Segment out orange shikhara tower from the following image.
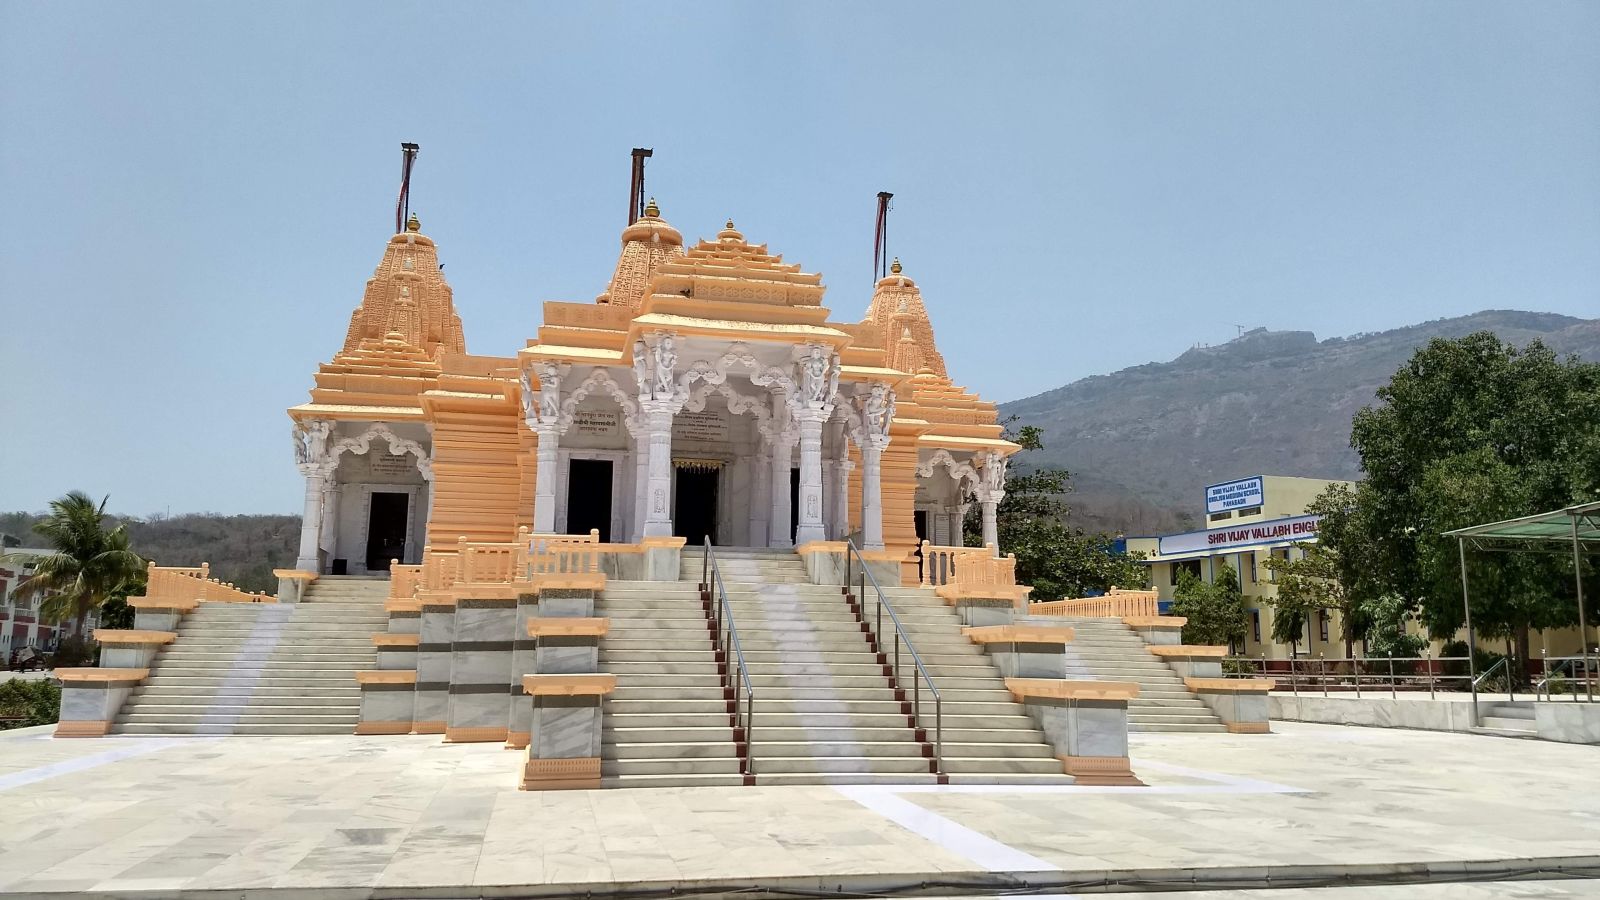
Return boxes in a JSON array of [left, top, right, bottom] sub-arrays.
[[288, 190, 1015, 582]]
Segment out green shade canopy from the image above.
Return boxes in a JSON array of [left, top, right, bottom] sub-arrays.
[[1444, 500, 1600, 552]]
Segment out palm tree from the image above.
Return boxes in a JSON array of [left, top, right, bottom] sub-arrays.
[[3, 492, 145, 638]]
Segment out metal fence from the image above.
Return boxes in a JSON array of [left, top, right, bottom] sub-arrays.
[[1224, 655, 1475, 700]]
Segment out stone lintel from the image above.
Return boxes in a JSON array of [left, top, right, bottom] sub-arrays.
[[527, 617, 608, 638], [795, 541, 848, 554], [354, 722, 412, 735], [521, 756, 601, 791], [55, 720, 112, 738], [55, 668, 149, 684], [538, 575, 606, 592], [445, 726, 509, 744], [93, 630, 176, 646], [128, 597, 199, 612], [1149, 645, 1228, 659], [1006, 678, 1139, 702], [522, 674, 616, 696], [272, 569, 319, 581], [1185, 677, 1275, 693], [1060, 755, 1144, 786], [356, 670, 418, 685], [964, 624, 1075, 645]]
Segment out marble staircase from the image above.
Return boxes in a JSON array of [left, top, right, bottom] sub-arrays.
[[1059, 617, 1227, 733], [597, 547, 1071, 787], [112, 576, 387, 735], [1476, 700, 1538, 737]]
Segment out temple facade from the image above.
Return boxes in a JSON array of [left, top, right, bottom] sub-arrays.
[[287, 199, 1017, 585]]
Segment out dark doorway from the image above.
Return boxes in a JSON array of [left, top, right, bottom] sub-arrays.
[[674, 466, 719, 545], [567, 459, 613, 542], [366, 492, 409, 571], [788, 467, 800, 544]]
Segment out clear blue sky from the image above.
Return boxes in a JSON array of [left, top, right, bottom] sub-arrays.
[[2, 2, 1597, 516]]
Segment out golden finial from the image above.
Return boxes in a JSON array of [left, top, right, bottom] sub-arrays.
[[644, 197, 660, 218], [890, 257, 902, 275], [405, 212, 421, 233], [726, 219, 735, 230]]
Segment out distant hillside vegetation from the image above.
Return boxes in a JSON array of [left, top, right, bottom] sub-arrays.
[[1002, 310, 1600, 534], [0, 512, 300, 595]]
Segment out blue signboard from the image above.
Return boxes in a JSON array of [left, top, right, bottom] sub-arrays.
[[1205, 476, 1265, 515]]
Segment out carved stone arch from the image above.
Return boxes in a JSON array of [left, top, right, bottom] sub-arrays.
[[917, 448, 979, 498], [559, 367, 642, 435], [684, 380, 773, 432], [328, 422, 432, 480]]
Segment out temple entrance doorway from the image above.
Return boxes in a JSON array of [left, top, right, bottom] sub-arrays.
[[788, 468, 800, 545], [365, 492, 409, 571], [566, 459, 613, 542], [674, 463, 720, 545]]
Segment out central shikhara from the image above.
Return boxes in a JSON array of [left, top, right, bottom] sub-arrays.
[[287, 199, 1016, 585]]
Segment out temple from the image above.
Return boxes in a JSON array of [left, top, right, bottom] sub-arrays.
[[57, 165, 1266, 785], [286, 200, 1018, 580]]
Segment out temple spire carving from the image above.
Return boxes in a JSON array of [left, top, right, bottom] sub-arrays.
[[862, 258, 946, 377], [597, 197, 685, 310], [340, 215, 466, 359]]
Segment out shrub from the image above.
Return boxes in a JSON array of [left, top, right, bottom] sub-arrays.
[[0, 679, 60, 728]]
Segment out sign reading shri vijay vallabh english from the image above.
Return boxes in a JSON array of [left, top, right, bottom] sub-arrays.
[[1205, 476, 1265, 515]]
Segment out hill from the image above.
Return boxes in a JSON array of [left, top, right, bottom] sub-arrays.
[[1001, 310, 1600, 535], [0, 512, 299, 595]]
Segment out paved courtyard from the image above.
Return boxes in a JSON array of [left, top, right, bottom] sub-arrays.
[[0, 721, 1596, 897]]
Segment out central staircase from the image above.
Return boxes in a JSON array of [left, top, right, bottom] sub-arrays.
[[112, 576, 387, 735], [1061, 618, 1226, 733], [599, 547, 1071, 787]]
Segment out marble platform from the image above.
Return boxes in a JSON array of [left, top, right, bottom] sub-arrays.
[[1, 721, 1597, 897]]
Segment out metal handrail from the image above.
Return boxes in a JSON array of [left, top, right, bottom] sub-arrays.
[[1535, 655, 1599, 702], [843, 540, 942, 774], [701, 540, 755, 778], [1225, 654, 1474, 701]]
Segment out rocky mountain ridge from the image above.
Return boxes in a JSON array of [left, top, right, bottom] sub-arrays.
[[1001, 310, 1600, 535]]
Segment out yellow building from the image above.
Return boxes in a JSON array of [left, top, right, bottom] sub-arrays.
[[1126, 476, 1352, 659]]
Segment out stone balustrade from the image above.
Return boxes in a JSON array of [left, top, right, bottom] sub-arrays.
[[1030, 588, 1159, 619]]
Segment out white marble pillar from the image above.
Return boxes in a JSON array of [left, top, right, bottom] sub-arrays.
[[980, 494, 1002, 553], [952, 501, 970, 548], [641, 401, 676, 537], [532, 424, 561, 533], [860, 439, 887, 551], [632, 430, 649, 542], [749, 438, 770, 548], [295, 468, 327, 572], [793, 407, 828, 545], [769, 432, 795, 548], [833, 458, 853, 540], [318, 481, 340, 560]]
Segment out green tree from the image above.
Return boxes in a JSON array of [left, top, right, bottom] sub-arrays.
[[1261, 541, 1358, 655], [968, 419, 1147, 600], [2, 492, 146, 637], [1169, 567, 1248, 649], [1344, 333, 1600, 666]]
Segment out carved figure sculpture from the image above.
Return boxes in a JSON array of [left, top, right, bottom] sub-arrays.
[[632, 340, 650, 397], [537, 362, 562, 421], [802, 345, 831, 402], [653, 334, 677, 397], [863, 382, 895, 437]]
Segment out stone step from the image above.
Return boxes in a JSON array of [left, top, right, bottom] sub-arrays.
[[609, 710, 1038, 731], [1131, 722, 1229, 733], [126, 693, 358, 707], [1480, 715, 1538, 732], [119, 711, 359, 724], [604, 724, 1045, 745], [600, 773, 749, 789], [121, 703, 359, 717], [110, 723, 357, 735]]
